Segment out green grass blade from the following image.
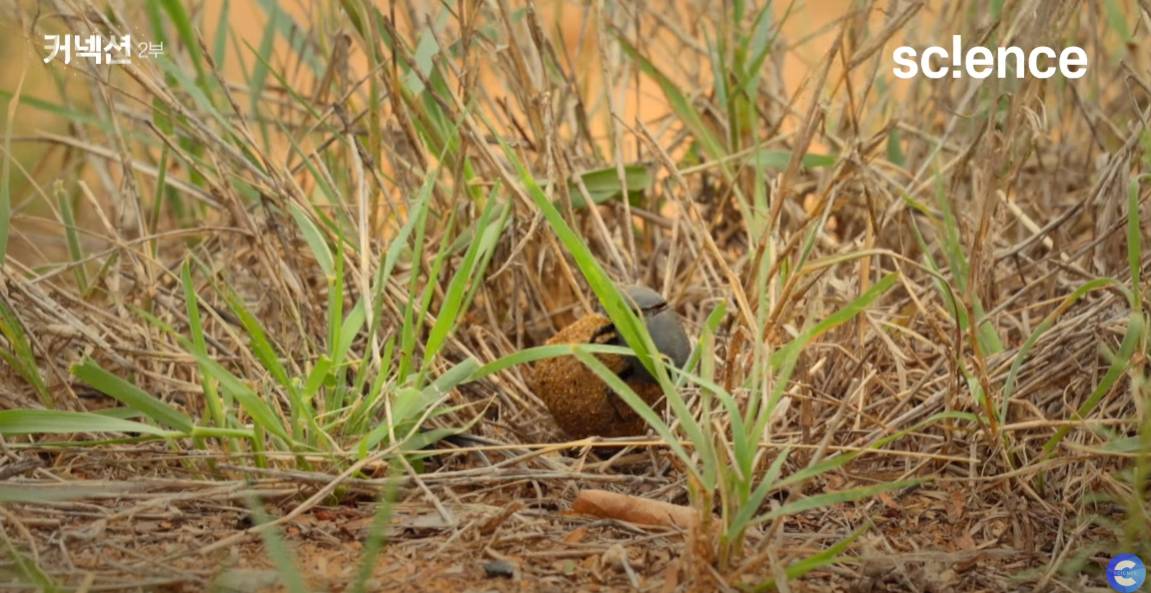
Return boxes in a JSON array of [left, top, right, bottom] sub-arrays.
[[1126, 179, 1142, 310], [184, 346, 292, 443], [0, 90, 103, 127], [617, 35, 727, 166], [257, 0, 322, 73], [1001, 278, 1113, 418], [0, 409, 178, 437], [752, 273, 898, 435], [55, 183, 87, 290], [564, 164, 652, 209], [182, 259, 227, 428], [1, 532, 58, 593], [1042, 314, 1144, 457], [212, 0, 231, 69], [0, 62, 19, 267], [749, 523, 869, 592], [357, 358, 479, 455], [753, 480, 921, 526], [738, 4, 777, 94], [572, 348, 702, 483], [249, 0, 281, 140], [350, 480, 399, 593], [725, 448, 790, 540], [332, 299, 366, 369], [0, 482, 135, 503], [0, 297, 52, 406], [749, 149, 835, 170], [244, 495, 310, 593], [221, 289, 307, 432], [159, 0, 208, 84], [288, 201, 334, 278], [72, 359, 194, 433], [421, 200, 506, 374]]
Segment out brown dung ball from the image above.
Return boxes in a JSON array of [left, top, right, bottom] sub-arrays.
[[528, 287, 690, 439]]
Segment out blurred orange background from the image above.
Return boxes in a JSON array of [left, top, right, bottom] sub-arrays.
[[0, 0, 864, 263]]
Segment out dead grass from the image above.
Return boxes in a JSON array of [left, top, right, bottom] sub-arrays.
[[1, 0, 1149, 591]]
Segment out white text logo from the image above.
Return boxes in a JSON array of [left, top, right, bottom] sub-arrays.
[[892, 35, 1086, 80]]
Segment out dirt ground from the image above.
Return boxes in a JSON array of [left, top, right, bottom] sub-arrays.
[[2, 442, 1120, 592]]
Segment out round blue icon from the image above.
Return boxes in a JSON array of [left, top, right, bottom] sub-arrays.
[[1107, 554, 1146, 593]]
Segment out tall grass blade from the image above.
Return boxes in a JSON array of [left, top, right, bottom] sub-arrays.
[[72, 359, 194, 433]]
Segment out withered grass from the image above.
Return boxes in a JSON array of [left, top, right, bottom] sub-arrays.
[[0, 1, 1148, 591]]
